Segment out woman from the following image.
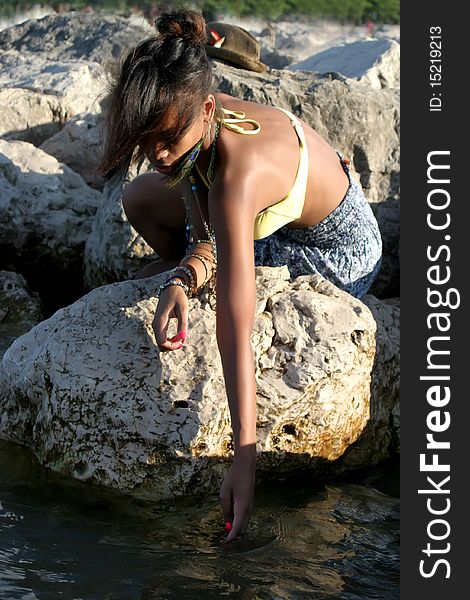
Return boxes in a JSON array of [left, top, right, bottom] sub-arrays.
[[98, 10, 383, 544]]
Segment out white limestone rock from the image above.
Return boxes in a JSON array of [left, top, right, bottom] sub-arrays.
[[0, 50, 105, 145], [290, 38, 400, 90], [332, 295, 400, 471], [252, 19, 400, 71], [0, 139, 101, 274], [40, 112, 105, 189], [0, 87, 64, 146], [0, 12, 149, 66], [0, 267, 398, 500]]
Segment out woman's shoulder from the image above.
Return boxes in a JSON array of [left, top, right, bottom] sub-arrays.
[[214, 93, 297, 180]]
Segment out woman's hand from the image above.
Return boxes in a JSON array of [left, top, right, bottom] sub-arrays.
[[219, 449, 257, 543], [153, 282, 188, 351]]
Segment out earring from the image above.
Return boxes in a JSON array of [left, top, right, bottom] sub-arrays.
[[203, 120, 212, 141]]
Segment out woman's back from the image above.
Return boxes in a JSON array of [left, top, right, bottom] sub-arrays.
[[207, 92, 351, 231]]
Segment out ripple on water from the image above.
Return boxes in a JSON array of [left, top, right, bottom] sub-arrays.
[[0, 441, 399, 600]]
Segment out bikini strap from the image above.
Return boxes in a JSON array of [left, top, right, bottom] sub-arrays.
[[218, 107, 261, 135], [335, 149, 351, 172], [275, 106, 302, 128]]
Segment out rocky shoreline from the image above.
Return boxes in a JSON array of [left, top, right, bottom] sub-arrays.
[[0, 12, 400, 498]]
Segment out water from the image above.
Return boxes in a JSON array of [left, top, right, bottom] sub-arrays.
[[0, 328, 399, 599], [0, 441, 399, 599]]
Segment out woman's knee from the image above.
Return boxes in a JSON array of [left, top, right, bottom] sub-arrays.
[[122, 173, 160, 224], [121, 172, 187, 260], [122, 172, 185, 230]]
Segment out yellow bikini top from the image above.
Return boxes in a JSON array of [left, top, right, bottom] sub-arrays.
[[195, 105, 309, 240]]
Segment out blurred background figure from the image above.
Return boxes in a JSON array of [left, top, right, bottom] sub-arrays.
[[366, 17, 376, 37]]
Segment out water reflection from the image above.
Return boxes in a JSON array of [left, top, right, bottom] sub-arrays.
[[0, 438, 399, 599]]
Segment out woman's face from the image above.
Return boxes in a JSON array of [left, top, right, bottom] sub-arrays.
[[145, 95, 215, 176]]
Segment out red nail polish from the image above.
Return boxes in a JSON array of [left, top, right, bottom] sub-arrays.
[[225, 521, 232, 531], [178, 330, 187, 341]]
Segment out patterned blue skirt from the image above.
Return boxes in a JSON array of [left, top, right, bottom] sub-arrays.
[[254, 151, 383, 299]]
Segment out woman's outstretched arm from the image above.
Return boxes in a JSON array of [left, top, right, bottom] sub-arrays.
[[209, 170, 258, 541]]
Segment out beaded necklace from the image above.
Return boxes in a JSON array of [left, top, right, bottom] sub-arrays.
[[184, 119, 221, 261]]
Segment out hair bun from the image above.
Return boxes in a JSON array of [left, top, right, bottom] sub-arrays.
[[156, 10, 207, 44]]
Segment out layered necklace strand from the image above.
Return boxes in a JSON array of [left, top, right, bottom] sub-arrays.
[[185, 119, 221, 262]]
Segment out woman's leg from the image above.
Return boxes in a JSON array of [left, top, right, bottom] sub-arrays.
[[122, 172, 187, 279]]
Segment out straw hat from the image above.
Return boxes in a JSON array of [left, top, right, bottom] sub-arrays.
[[205, 22, 267, 73]]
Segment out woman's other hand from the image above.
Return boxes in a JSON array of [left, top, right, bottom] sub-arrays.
[[219, 446, 257, 543], [153, 283, 188, 351]]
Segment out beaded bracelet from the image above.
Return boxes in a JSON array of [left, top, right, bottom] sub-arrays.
[[171, 265, 196, 295], [182, 262, 198, 294], [193, 238, 217, 257], [187, 240, 216, 274], [195, 239, 217, 259], [185, 253, 210, 286], [158, 277, 190, 298]]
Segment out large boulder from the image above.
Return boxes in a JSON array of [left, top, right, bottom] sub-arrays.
[[0, 12, 150, 146], [0, 87, 64, 147], [40, 112, 105, 190], [256, 20, 360, 67], [254, 19, 400, 72], [331, 295, 400, 472], [365, 296, 400, 455], [0, 12, 149, 66], [0, 139, 101, 312], [0, 267, 399, 500], [290, 38, 400, 90], [0, 50, 104, 145]]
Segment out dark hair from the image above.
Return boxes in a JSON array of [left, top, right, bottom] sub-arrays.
[[98, 9, 215, 181]]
